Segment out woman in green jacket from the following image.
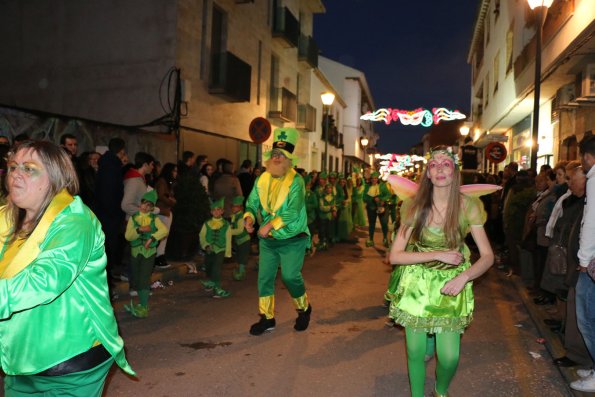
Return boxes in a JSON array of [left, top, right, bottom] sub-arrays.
[[0, 141, 135, 396]]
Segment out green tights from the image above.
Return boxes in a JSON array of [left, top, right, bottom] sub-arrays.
[[405, 329, 460, 397]]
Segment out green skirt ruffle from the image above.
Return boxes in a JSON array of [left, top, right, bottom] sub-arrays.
[[388, 261, 474, 334]]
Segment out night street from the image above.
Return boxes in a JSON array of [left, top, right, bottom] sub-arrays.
[[88, 230, 569, 397]]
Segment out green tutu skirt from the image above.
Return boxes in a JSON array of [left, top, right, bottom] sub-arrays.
[[388, 231, 475, 334]]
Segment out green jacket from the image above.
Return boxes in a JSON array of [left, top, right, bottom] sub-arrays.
[[230, 211, 251, 245], [0, 197, 134, 376], [244, 169, 309, 240], [363, 182, 391, 208], [199, 217, 232, 257]]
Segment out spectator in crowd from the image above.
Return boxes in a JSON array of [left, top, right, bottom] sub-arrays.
[[155, 162, 177, 269], [60, 133, 78, 163], [0, 135, 11, 146], [0, 141, 134, 395], [121, 152, 155, 219], [196, 155, 208, 172], [212, 159, 242, 219], [95, 138, 127, 294], [177, 151, 195, 176], [78, 151, 101, 211], [549, 162, 589, 370], [200, 162, 214, 196], [503, 170, 536, 276], [572, 135, 595, 393], [13, 133, 30, 146], [237, 159, 254, 197]]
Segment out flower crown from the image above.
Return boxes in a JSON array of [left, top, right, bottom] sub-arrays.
[[425, 146, 460, 169]]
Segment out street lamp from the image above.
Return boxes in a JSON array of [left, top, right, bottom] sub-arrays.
[[321, 92, 335, 172], [459, 126, 470, 137], [528, 0, 554, 171]]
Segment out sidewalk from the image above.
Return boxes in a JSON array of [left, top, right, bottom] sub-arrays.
[[507, 272, 594, 397]]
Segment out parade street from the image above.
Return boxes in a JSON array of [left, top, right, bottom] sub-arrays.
[[89, 229, 573, 397]]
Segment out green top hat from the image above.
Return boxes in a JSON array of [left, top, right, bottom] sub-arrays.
[[142, 189, 158, 205], [318, 172, 328, 179], [232, 196, 244, 206], [210, 197, 225, 210], [263, 128, 300, 166]]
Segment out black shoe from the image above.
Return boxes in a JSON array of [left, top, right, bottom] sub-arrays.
[[553, 356, 578, 367], [154, 255, 172, 270], [249, 315, 276, 336], [294, 305, 312, 331], [534, 295, 555, 305], [544, 318, 562, 327]]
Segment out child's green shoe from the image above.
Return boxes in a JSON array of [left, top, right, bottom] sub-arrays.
[[233, 268, 246, 281], [200, 279, 215, 291], [131, 304, 149, 318], [213, 288, 231, 299], [365, 239, 374, 247]]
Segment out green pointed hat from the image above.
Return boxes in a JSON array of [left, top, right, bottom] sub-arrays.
[[318, 172, 328, 179], [142, 189, 158, 204], [371, 171, 380, 178], [263, 127, 300, 166], [329, 172, 337, 178], [210, 197, 225, 210], [232, 196, 244, 206]]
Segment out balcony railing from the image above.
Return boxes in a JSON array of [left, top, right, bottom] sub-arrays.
[[296, 103, 316, 131], [272, 7, 300, 48], [269, 87, 297, 122], [209, 51, 251, 102], [298, 35, 318, 68]]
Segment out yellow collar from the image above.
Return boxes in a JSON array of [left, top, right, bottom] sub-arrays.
[[257, 169, 296, 215], [0, 190, 74, 279]]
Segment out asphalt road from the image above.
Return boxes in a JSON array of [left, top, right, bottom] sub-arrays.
[[98, 229, 572, 397], [0, 229, 574, 397]]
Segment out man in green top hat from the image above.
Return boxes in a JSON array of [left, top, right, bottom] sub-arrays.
[[199, 198, 232, 298], [244, 127, 312, 335]]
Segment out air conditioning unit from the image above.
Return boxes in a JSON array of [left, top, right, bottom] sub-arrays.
[[577, 63, 595, 102], [556, 83, 577, 108]]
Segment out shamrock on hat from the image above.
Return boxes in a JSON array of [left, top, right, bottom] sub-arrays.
[[263, 128, 300, 166]]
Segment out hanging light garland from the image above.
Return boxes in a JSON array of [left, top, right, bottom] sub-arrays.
[[360, 107, 466, 126], [377, 153, 426, 178]]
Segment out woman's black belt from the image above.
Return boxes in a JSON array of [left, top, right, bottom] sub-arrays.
[[36, 344, 111, 376]]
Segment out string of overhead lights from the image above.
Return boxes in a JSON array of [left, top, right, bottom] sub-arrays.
[[360, 107, 466, 127]]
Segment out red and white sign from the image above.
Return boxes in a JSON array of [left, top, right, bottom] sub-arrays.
[[249, 117, 272, 144], [485, 142, 507, 164]]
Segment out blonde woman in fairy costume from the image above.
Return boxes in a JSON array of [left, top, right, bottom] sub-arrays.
[[387, 146, 496, 397]]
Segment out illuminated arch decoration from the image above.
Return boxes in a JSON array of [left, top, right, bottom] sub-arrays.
[[377, 153, 426, 178], [360, 107, 466, 127]]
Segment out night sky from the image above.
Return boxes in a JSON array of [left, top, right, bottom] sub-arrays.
[[314, 0, 480, 153]]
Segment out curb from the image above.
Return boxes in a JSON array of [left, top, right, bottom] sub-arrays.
[[506, 272, 593, 396]]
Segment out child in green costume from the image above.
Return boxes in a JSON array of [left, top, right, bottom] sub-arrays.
[[124, 189, 169, 318], [317, 183, 336, 250], [304, 175, 319, 254], [199, 198, 232, 298], [230, 195, 250, 281]]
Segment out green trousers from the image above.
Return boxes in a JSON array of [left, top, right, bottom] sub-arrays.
[[234, 240, 250, 265], [205, 251, 225, 286], [131, 254, 155, 290], [258, 237, 308, 297], [4, 357, 113, 397]]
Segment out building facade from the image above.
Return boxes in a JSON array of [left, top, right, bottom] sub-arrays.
[[467, 0, 595, 172], [0, 0, 341, 170]]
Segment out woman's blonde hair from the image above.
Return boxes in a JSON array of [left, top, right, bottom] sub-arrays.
[[5, 140, 79, 241], [405, 146, 463, 249]]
